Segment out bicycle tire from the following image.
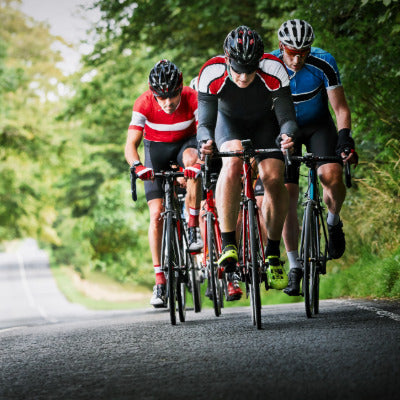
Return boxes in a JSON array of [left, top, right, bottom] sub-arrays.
[[177, 273, 187, 322], [174, 228, 186, 323], [207, 212, 222, 317], [313, 269, 320, 315], [165, 214, 177, 325], [248, 201, 262, 329], [222, 273, 229, 301], [189, 252, 202, 313], [303, 201, 317, 318], [313, 212, 322, 315]]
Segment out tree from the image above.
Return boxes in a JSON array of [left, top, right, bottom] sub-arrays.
[[0, 0, 70, 243]]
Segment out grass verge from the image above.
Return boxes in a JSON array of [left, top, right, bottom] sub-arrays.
[[320, 247, 400, 299], [51, 246, 399, 312], [51, 265, 152, 310]]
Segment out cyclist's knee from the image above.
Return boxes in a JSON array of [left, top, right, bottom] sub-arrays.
[[182, 147, 200, 166], [221, 157, 242, 179], [148, 199, 163, 224], [319, 164, 343, 187], [318, 163, 342, 178], [261, 174, 284, 192]]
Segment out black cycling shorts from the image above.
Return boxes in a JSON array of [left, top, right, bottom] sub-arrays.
[[285, 116, 341, 185], [143, 136, 197, 201], [214, 111, 284, 163]]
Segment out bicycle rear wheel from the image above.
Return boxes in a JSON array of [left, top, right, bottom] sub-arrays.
[[248, 202, 262, 329], [303, 202, 318, 318], [207, 212, 223, 317]]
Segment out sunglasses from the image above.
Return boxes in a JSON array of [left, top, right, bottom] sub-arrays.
[[155, 90, 181, 99], [283, 46, 310, 58], [229, 63, 258, 75]]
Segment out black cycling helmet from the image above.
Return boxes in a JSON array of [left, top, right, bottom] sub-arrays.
[[278, 19, 314, 49], [224, 26, 264, 73], [148, 60, 183, 98]]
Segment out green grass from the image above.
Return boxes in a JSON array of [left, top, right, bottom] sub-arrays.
[[51, 266, 152, 310], [192, 278, 302, 310], [320, 246, 400, 300], [51, 245, 399, 312]]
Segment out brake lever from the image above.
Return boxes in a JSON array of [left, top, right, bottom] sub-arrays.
[[343, 149, 352, 188], [130, 167, 138, 201]]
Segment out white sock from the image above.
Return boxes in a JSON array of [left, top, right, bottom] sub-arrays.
[[327, 212, 340, 226], [287, 250, 302, 270]]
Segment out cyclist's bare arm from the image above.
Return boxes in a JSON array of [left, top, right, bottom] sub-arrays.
[[125, 128, 144, 166], [327, 86, 351, 131], [327, 86, 355, 164]]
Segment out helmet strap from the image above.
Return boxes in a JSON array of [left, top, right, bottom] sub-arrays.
[[225, 58, 234, 82], [227, 64, 234, 82]]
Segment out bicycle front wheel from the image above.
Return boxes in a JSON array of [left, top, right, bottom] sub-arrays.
[[248, 201, 262, 329], [174, 227, 186, 322], [188, 252, 202, 313], [176, 273, 187, 322], [303, 201, 318, 318], [207, 212, 223, 317], [164, 214, 177, 325]]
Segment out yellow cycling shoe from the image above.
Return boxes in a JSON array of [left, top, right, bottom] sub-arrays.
[[217, 244, 238, 273], [266, 256, 288, 290]]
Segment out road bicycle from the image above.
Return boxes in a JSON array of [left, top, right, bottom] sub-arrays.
[[215, 139, 281, 329], [290, 153, 352, 318], [130, 165, 197, 325]]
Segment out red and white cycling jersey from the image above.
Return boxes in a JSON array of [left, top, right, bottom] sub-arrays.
[[198, 54, 289, 96], [129, 86, 198, 143]]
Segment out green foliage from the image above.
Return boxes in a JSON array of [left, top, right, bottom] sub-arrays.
[[1, 0, 399, 298], [292, 0, 400, 150], [89, 0, 289, 77], [0, 2, 68, 244], [321, 246, 400, 299], [341, 139, 400, 255]]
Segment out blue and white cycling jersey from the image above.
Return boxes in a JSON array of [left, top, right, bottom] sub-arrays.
[[270, 47, 342, 127]]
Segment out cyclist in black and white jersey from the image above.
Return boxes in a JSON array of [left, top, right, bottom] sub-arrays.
[[197, 26, 299, 290]]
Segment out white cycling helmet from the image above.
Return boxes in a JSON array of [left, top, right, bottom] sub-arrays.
[[278, 19, 314, 49]]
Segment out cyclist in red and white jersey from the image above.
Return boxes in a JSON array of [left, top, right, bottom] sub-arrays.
[[125, 60, 202, 307], [197, 26, 299, 290]]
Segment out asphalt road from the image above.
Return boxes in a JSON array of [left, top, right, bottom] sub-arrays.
[[1, 241, 399, 400]]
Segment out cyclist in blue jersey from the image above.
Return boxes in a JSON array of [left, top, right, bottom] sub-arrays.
[[270, 19, 358, 296]]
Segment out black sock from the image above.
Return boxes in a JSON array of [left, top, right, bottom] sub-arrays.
[[221, 231, 237, 249], [265, 239, 281, 258]]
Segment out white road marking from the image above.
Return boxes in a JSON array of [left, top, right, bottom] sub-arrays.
[[0, 325, 27, 334], [17, 253, 58, 323], [346, 300, 400, 322]]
